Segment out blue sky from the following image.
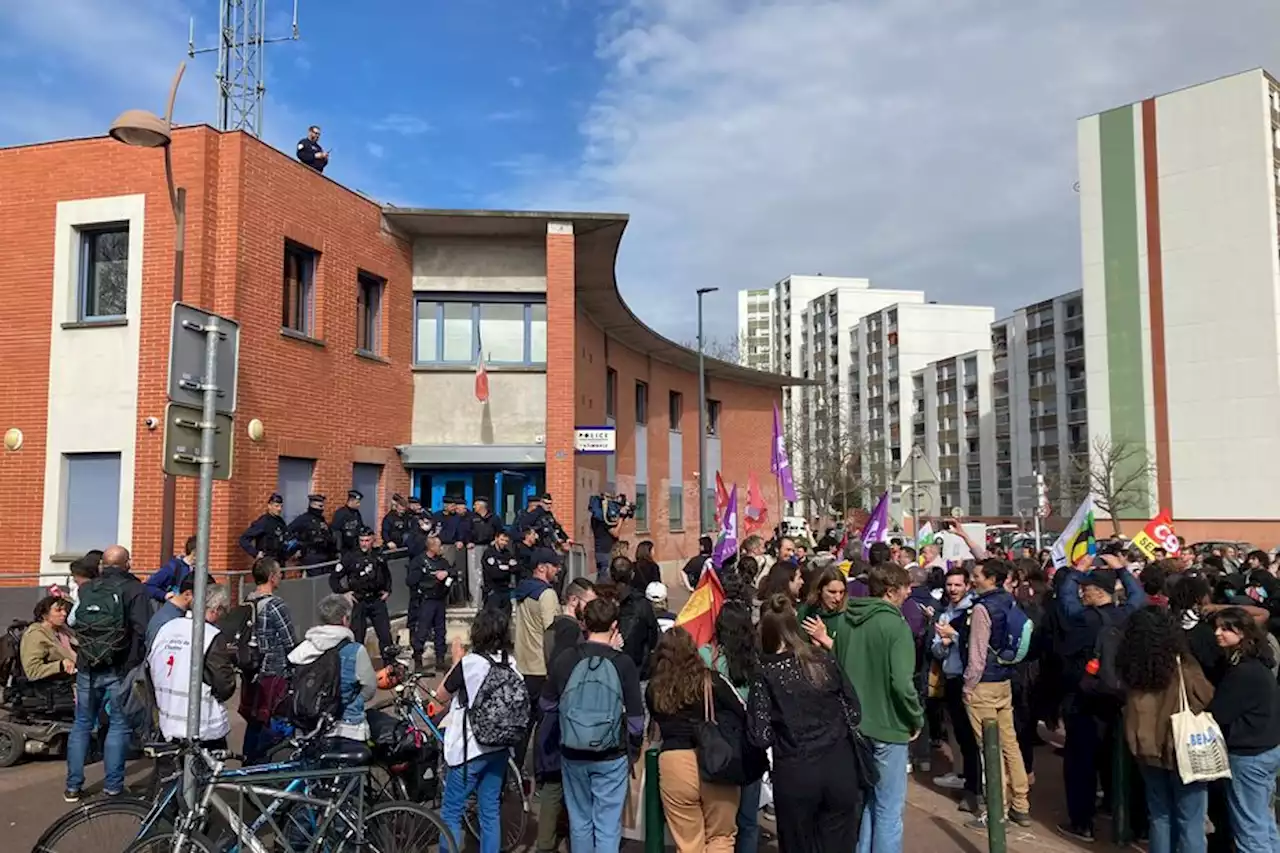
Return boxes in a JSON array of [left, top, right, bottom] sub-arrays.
[[4, 1, 1280, 345]]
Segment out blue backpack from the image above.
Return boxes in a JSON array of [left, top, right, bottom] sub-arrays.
[[991, 597, 1034, 666], [560, 653, 625, 753]]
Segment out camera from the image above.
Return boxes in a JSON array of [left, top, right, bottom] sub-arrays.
[[589, 493, 635, 524]]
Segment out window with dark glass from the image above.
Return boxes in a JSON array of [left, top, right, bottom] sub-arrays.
[[79, 226, 129, 320]]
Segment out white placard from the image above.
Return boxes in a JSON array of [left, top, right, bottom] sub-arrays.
[[574, 426, 616, 454]]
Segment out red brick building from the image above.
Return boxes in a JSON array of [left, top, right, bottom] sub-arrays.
[[0, 127, 796, 580]]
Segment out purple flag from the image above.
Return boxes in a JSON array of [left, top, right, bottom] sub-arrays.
[[712, 486, 739, 568], [861, 490, 890, 560], [770, 404, 797, 503]]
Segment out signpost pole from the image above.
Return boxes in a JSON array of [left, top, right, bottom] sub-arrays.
[[910, 447, 918, 539], [1033, 470, 1044, 546]]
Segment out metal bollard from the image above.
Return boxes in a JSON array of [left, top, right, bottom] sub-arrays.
[[1111, 719, 1132, 845], [644, 747, 665, 853], [982, 719, 1007, 853]]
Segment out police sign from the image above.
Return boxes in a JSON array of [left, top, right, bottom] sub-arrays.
[[574, 426, 616, 454]]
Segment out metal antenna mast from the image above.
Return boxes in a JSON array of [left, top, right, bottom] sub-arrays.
[[189, 0, 300, 137]]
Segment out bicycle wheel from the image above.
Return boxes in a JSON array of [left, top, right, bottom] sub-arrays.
[[360, 801, 458, 853], [31, 796, 172, 853], [122, 830, 220, 853], [463, 758, 528, 852]]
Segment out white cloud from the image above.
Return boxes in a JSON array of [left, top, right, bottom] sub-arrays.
[[372, 113, 433, 135], [366, 141, 385, 159], [502, 0, 1280, 342]]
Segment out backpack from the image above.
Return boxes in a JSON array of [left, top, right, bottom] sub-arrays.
[[560, 653, 625, 753], [77, 578, 131, 668], [219, 598, 263, 681], [0, 620, 30, 686], [286, 639, 351, 733], [1081, 611, 1126, 699], [463, 653, 531, 749], [990, 596, 1035, 666]]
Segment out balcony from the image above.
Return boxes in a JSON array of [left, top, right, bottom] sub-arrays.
[[1063, 314, 1084, 333], [996, 412, 1011, 429], [1067, 376, 1086, 393], [964, 398, 979, 414], [965, 422, 979, 438], [1068, 407, 1088, 425], [1065, 342, 1085, 361]]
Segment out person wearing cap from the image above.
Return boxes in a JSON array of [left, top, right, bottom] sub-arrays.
[[239, 492, 290, 564], [407, 532, 457, 672], [513, 547, 564, 764], [1054, 554, 1147, 843], [331, 490, 367, 555], [381, 493, 411, 551], [646, 582, 676, 632], [481, 528, 521, 616], [330, 527, 394, 667], [288, 494, 336, 576]]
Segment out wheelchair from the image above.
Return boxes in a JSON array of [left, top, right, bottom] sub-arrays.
[[0, 675, 77, 767]]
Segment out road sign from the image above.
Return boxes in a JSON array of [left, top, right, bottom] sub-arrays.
[[162, 402, 235, 480], [895, 445, 939, 486], [168, 303, 240, 415], [898, 484, 936, 516]]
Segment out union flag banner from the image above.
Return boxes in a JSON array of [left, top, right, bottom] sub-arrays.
[[1132, 510, 1179, 560], [674, 564, 725, 647]]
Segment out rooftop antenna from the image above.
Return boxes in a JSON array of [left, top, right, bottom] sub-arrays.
[[189, 0, 300, 137]]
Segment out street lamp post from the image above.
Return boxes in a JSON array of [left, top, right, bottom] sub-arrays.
[[109, 62, 186, 571], [696, 287, 719, 534]]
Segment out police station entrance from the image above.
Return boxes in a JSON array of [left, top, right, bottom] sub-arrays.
[[411, 467, 545, 526]]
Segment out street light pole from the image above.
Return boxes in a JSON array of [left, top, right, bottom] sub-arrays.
[[697, 287, 719, 534]]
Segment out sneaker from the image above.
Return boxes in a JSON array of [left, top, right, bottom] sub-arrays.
[[1009, 809, 1032, 827], [933, 772, 966, 790], [1056, 823, 1095, 843], [958, 793, 984, 814], [964, 814, 989, 832], [63, 789, 82, 803], [103, 788, 124, 797]]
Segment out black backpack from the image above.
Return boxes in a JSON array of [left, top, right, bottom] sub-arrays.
[[0, 620, 30, 686], [463, 652, 531, 749], [76, 578, 130, 668], [1081, 611, 1126, 700], [286, 639, 351, 733], [219, 598, 263, 681]]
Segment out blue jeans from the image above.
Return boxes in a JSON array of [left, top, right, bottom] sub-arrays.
[[856, 739, 908, 853], [1226, 746, 1280, 853], [561, 755, 630, 853], [441, 749, 509, 853], [66, 669, 129, 794], [736, 778, 762, 853], [1138, 764, 1207, 853]]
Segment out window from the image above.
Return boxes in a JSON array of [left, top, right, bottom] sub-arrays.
[[635, 382, 649, 425], [276, 456, 315, 522], [356, 272, 383, 354], [78, 226, 129, 320], [352, 463, 382, 520], [283, 242, 318, 335], [413, 296, 547, 366], [60, 452, 121, 554], [669, 486, 683, 531], [606, 369, 618, 418], [669, 391, 683, 431], [706, 399, 721, 435], [634, 484, 648, 531]]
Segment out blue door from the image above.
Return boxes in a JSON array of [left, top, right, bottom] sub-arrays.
[[427, 474, 474, 512]]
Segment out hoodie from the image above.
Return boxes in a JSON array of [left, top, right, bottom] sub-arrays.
[[830, 597, 924, 744], [514, 577, 560, 678], [930, 593, 974, 678], [144, 555, 192, 602], [287, 624, 376, 741]]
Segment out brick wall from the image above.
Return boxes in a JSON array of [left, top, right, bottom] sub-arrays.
[[545, 225, 577, 535]]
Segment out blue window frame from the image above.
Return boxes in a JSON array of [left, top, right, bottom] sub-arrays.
[[414, 294, 547, 367]]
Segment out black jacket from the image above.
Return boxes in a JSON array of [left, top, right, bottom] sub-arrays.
[[481, 545, 521, 594], [1209, 655, 1280, 755], [330, 506, 366, 554], [469, 512, 499, 548], [748, 649, 861, 766], [204, 632, 238, 703], [331, 547, 391, 601], [408, 552, 456, 600], [615, 586, 660, 679], [238, 512, 288, 560], [381, 510, 411, 550], [287, 508, 334, 566], [76, 567, 152, 674], [296, 137, 326, 172]]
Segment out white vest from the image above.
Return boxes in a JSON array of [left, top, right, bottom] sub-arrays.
[[148, 616, 230, 742]]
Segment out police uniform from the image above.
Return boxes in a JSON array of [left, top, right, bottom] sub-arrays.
[[330, 490, 366, 554], [297, 136, 326, 172], [239, 492, 289, 562], [407, 544, 456, 670], [403, 497, 433, 638], [381, 493, 411, 550], [481, 541, 521, 615], [330, 531, 394, 665], [287, 494, 335, 575], [437, 495, 473, 605]]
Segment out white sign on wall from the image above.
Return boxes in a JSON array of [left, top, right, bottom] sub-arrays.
[[574, 426, 616, 454]]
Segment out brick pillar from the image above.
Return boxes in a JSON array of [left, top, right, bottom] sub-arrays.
[[545, 222, 577, 536]]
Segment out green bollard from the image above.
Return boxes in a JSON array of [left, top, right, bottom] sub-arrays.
[[1111, 719, 1132, 845], [982, 719, 1007, 853], [645, 747, 665, 853]]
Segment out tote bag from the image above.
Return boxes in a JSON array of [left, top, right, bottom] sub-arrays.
[[1170, 656, 1231, 784]]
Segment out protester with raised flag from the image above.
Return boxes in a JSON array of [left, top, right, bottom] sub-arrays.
[[770, 403, 797, 503], [861, 491, 890, 561], [675, 560, 727, 648]]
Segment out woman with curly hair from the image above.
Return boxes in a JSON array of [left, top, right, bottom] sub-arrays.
[[1116, 607, 1215, 853], [647, 627, 744, 852], [1209, 608, 1280, 853]]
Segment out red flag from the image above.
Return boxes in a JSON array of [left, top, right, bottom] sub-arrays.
[[714, 471, 730, 527], [743, 472, 769, 537], [474, 339, 489, 403], [674, 566, 725, 647]]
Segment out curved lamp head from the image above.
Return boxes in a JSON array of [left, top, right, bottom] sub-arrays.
[[109, 109, 172, 149]]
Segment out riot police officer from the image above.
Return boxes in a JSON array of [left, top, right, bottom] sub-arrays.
[[330, 527, 394, 666], [381, 493, 411, 550], [469, 497, 498, 548], [288, 494, 335, 575], [403, 508, 434, 641], [331, 489, 366, 554], [239, 492, 289, 563], [481, 529, 521, 615], [437, 495, 472, 604], [406, 534, 456, 672]]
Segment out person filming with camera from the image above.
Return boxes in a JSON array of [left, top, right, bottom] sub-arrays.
[[589, 492, 633, 576]]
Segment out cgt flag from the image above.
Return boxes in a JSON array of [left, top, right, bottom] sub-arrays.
[[675, 564, 726, 647], [712, 486, 739, 569], [743, 472, 769, 537], [1051, 495, 1097, 570], [1132, 510, 1179, 561]]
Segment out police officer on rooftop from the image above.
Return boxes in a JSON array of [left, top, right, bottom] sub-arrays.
[[296, 125, 329, 173], [239, 492, 289, 563], [331, 489, 366, 554]]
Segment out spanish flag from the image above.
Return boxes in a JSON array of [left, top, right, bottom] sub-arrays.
[[1050, 495, 1097, 570], [674, 564, 725, 647]]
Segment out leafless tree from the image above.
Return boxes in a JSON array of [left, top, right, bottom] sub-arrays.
[[785, 401, 878, 521], [1071, 435, 1156, 535], [679, 333, 745, 363]]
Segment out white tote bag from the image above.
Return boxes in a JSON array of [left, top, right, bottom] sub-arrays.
[[1170, 656, 1231, 784]]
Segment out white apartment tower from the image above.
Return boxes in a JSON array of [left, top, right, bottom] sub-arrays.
[[736, 288, 776, 372], [913, 350, 998, 516]]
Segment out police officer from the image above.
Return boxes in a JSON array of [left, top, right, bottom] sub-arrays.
[[296, 125, 329, 172], [481, 529, 521, 615], [469, 498, 498, 548], [438, 495, 472, 604], [513, 526, 540, 583], [288, 494, 335, 575], [331, 490, 365, 554], [330, 527, 394, 666], [407, 534, 456, 672], [381, 493, 411, 551], [513, 495, 544, 539], [539, 493, 569, 549], [239, 492, 289, 563]]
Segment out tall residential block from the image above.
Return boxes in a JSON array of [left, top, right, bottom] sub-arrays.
[[736, 287, 776, 372], [913, 349, 997, 516]]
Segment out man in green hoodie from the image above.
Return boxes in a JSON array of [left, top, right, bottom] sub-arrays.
[[804, 562, 922, 853]]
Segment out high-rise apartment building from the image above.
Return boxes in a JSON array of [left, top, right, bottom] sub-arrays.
[[990, 291, 1088, 518], [1079, 69, 1280, 540], [736, 287, 776, 372], [913, 349, 997, 516]]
